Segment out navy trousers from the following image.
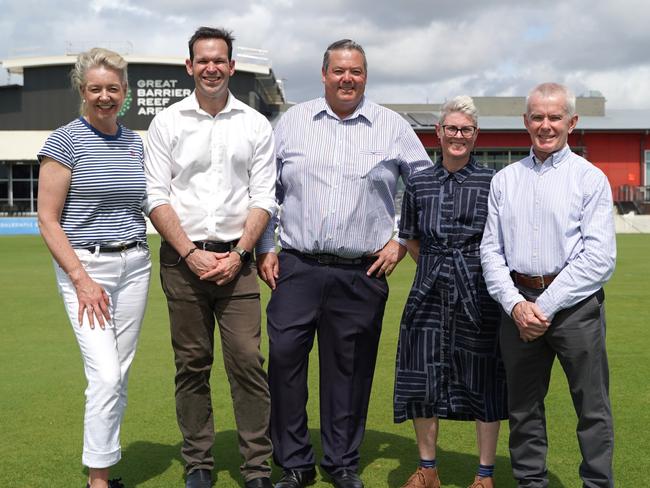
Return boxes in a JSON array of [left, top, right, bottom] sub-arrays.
[[267, 251, 389, 474]]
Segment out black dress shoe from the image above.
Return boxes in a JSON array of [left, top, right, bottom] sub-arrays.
[[328, 470, 363, 488], [186, 469, 212, 488], [275, 467, 317, 488], [246, 477, 273, 488]]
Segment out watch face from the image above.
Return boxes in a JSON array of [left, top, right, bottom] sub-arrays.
[[233, 246, 252, 263]]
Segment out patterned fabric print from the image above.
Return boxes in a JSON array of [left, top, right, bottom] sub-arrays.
[[257, 96, 433, 257], [38, 117, 146, 247], [394, 157, 508, 423]]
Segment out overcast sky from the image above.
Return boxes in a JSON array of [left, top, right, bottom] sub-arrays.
[[1, 0, 649, 108]]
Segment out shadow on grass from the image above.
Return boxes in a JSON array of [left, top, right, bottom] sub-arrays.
[[81, 428, 567, 487], [111, 440, 183, 486], [360, 429, 566, 488], [106, 429, 245, 487]]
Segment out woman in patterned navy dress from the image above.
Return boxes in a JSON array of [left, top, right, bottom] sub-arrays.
[[394, 96, 507, 488], [37, 48, 150, 488]]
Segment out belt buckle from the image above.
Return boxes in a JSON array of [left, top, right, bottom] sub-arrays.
[[531, 275, 545, 289], [316, 254, 336, 265]]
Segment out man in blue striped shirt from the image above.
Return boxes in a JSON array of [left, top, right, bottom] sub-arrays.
[[481, 82, 616, 488], [256, 39, 432, 488]]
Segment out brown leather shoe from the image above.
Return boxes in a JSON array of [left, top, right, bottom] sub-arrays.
[[400, 467, 440, 488], [467, 475, 494, 488]]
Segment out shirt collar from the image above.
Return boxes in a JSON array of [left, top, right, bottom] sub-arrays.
[[528, 144, 572, 168], [313, 96, 373, 124], [179, 90, 244, 116], [433, 155, 478, 183]]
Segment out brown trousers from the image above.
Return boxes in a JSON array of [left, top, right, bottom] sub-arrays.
[[159, 242, 272, 481]]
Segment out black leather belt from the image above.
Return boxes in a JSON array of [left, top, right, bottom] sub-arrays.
[[82, 241, 141, 253], [283, 248, 376, 266], [511, 271, 558, 290], [193, 240, 238, 253]]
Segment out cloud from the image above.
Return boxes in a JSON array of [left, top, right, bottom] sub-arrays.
[[1, 0, 649, 108]]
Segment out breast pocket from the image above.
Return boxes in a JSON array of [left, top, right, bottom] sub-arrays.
[[354, 149, 390, 181]]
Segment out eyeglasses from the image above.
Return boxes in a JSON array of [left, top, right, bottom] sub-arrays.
[[441, 125, 477, 138]]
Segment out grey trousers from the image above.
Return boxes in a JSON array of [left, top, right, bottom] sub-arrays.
[[500, 287, 613, 488], [159, 242, 272, 481]]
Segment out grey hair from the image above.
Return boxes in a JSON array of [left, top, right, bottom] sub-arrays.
[[526, 82, 576, 117], [322, 39, 367, 72], [70, 47, 128, 115], [439, 95, 478, 126]]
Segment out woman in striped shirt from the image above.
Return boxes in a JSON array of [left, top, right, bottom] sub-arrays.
[[37, 48, 151, 488]]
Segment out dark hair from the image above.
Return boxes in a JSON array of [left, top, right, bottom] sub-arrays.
[[188, 26, 235, 62], [322, 39, 367, 72]]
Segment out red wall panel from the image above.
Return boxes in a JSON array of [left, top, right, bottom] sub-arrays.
[[415, 128, 648, 200]]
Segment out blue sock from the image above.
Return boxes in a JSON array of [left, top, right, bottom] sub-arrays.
[[477, 464, 494, 478], [419, 459, 437, 469]]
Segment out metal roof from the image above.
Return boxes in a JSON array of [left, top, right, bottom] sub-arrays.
[[1, 55, 270, 75], [396, 109, 650, 131]]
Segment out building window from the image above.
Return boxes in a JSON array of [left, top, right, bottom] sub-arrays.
[[471, 149, 529, 171], [645, 150, 650, 186], [472, 147, 584, 171], [0, 161, 39, 215]]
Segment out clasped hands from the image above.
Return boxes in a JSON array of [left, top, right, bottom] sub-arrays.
[[511, 300, 550, 342], [187, 249, 242, 285]]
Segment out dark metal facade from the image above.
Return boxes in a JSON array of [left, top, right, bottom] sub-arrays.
[[0, 62, 274, 130]]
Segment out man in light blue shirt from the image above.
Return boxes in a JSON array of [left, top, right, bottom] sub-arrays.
[[256, 39, 432, 488], [481, 82, 616, 488]]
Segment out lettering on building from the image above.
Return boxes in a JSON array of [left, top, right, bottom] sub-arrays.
[[135, 79, 192, 115]]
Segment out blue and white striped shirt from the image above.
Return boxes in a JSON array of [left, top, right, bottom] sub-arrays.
[[38, 117, 147, 247], [480, 145, 616, 319], [257, 97, 433, 257]]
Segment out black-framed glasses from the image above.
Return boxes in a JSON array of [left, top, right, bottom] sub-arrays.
[[441, 125, 477, 138]]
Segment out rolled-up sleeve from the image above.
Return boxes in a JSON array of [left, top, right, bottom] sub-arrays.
[[144, 114, 173, 215], [248, 118, 277, 217]]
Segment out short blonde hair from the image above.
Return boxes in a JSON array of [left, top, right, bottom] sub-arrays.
[[70, 47, 128, 115], [439, 95, 478, 126]]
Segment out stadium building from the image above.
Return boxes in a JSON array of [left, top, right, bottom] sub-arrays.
[[1, 53, 649, 234], [388, 96, 650, 215], [0, 50, 285, 231]]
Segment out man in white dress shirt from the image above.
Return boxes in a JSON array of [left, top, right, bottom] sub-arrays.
[[480, 82, 616, 488], [145, 26, 275, 488]]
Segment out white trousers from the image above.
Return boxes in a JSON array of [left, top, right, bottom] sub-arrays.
[[54, 245, 151, 468]]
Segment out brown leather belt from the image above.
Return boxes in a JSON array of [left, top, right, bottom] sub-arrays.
[[511, 271, 558, 290]]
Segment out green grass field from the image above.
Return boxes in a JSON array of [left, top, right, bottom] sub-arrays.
[[1, 234, 648, 487]]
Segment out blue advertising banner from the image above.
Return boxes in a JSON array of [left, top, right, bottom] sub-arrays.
[[0, 217, 39, 235]]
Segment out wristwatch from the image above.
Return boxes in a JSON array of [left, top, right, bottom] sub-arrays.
[[232, 246, 252, 263]]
